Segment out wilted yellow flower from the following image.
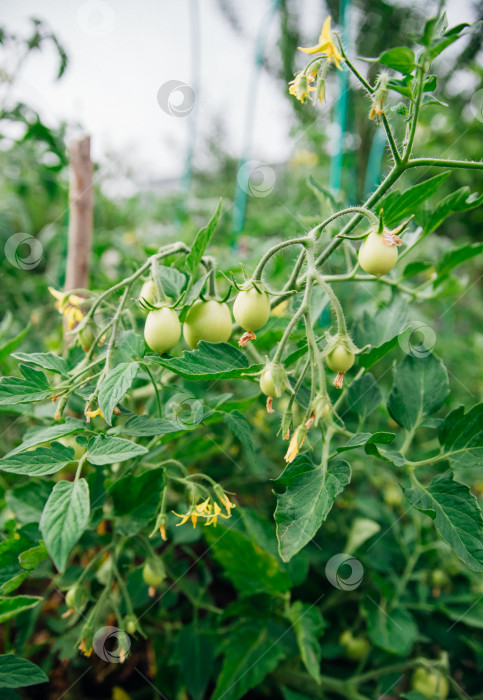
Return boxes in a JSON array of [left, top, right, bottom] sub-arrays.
[[48, 287, 84, 330], [289, 71, 315, 103], [298, 17, 344, 70], [85, 407, 105, 422], [284, 428, 306, 463]]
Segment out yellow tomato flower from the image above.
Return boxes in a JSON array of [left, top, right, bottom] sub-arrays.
[[284, 428, 306, 463], [298, 16, 344, 70], [288, 71, 315, 103], [48, 287, 85, 330], [85, 407, 105, 422]]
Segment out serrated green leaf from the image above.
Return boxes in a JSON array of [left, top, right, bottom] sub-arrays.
[[157, 265, 187, 299], [39, 479, 90, 572], [377, 172, 450, 227], [286, 601, 324, 684], [11, 352, 69, 376], [86, 435, 148, 465], [122, 415, 181, 437], [18, 543, 48, 571], [274, 456, 351, 562], [0, 325, 30, 364], [152, 341, 263, 380], [434, 243, 483, 287], [0, 596, 42, 623], [185, 199, 222, 277], [5, 418, 85, 457], [422, 187, 483, 236], [211, 622, 287, 700], [205, 524, 291, 596], [0, 442, 75, 476], [98, 361, 139, 424], [346, 373, 382, 420], [373, 46, 416, 73], [363, 597, 418, 655], [0, 365, 51, 406], [223, 410, 256, 461], [387, 354, 449, 431], [336, 432, 395, 454], [115, 331, 145, 361], [0, 654, 48, 689], [174, 625, 214, 700], [439, 403, 483, 469], [406, 472, 483, 572], [365, 442, 405, 467]]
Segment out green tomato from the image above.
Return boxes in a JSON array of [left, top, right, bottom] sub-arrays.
[[144, 307, 181, 353], [139, 279, 157, 307], [339, 631, 370, 661], [383, 484, 403, 507], [430, 569, 449, 588], [259, 369, 284, 398], [78, 322, 96, 351], [358, 231, 398, 277], [233, 288, 270, 331], [65, 586, 86, 610], [411, 668, 449, 699], [326, 344, 355, 373], [183, 300, 232, 349], [142, 560, 166, 587]]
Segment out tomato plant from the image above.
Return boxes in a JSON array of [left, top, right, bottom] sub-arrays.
[[0, 7, 483, 700]]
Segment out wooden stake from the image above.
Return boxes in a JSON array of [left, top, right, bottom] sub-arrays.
[[65, 135, 93, 293]]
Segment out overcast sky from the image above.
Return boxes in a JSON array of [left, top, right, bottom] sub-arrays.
[[1, 0, 478, 190]]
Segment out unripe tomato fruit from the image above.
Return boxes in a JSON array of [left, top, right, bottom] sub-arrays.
[[233, 288, 270, 331], [326, 344, 355, 373], [358, 231, 398, 277], [430, 569, 449, 588], [339, 631, 370, 661], [78, 323, 96, 351], [58, 435, 86, 461], [139, 280, 157, 307], [411, 668, 449, 699], [142, 561, 165, 587], [65, 586, 86, 610], [144, 307, 181, 353], [183, 300, 232, 349], [383, 484, 403, 507], [260, 369, 283, 398]]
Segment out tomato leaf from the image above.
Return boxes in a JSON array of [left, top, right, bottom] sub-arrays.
[[439, 403, 483, 469], [406, 472, 483, 572], [223, 410, 256, 461], [362, 597, 418, 655], [0, 595, 42, 623], [86, 435, 148, 465], [5, 418, 85, 457], [387, 354, 449, 431], [286, 601, 325, 684], [211, 622, 288, 700], [11, 352, 69, 376], [0, 654, 48, 689], [376, 172, 450, 227], [274, 456, 351, 562], [185, 199, 222, 277], [0, 365, 52, 406], [0, 442, 75, 476], [152, 341, 263, 380], [346, 373, 382, 419], [98, 361, 139, 424], [40, 478, 90, 572]]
